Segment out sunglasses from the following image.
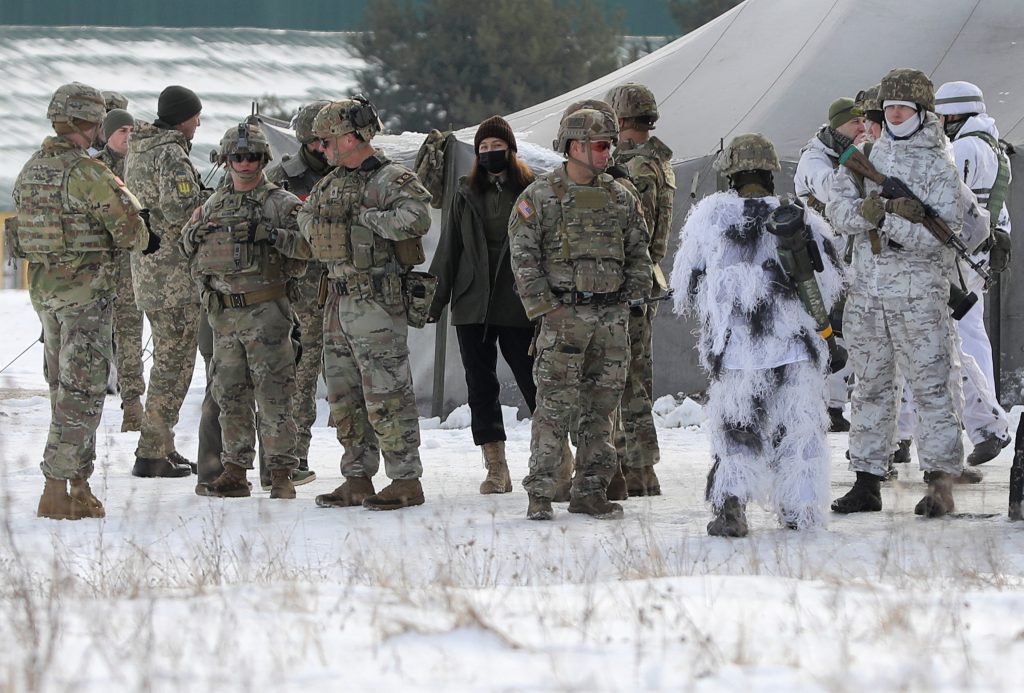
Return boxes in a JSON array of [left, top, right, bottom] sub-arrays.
[[589, 141, 612, 152], [229, 153, 262, 163]]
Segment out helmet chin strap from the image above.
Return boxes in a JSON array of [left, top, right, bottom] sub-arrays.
[[567, 138, 606, 178]]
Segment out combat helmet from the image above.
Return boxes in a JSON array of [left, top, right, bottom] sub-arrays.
[[713, 133, 780, 176], [934, 81, 986, 116], [855, 84, 882, 113], [102, 90, 128, 112], [291, 100, 331, 144], [878, 68, 935, 112], [217, 120, 272, 164], [313, 96, 382, 142], [552, 104, 618, 153], [47, 82, 106, 126], [605, 83, 659, 127]]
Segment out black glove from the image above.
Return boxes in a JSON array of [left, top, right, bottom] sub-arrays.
[[826, 335, 848, 374], [290, 316, 303, 365], [246, 223, 276, 245], [606, 164, 630, 180], [142, 229, 161, 255]]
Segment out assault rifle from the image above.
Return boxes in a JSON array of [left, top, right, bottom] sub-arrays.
[[837, 144, 992, 289]]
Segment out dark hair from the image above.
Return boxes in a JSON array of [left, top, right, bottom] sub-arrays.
[[468, 150, 534, 196]]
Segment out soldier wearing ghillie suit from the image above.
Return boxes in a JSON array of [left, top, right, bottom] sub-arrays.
[[827, 68, 965, 517], [124, 85, 209, 478], [298, 96, 434, 511], [260, 99, 334, 487], [181, 122, 311, 499], [9, 82, 158, 519], [605, 82, 675, 498], [671, 133, 844, 537], [96, 107, 147, 432], [509, 105, 652, 521]]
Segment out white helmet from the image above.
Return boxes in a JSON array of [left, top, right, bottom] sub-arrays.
[[934, 81, 986, 116]]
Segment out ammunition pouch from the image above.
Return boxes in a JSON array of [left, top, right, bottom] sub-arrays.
[[4, 216, 24, 261], [988, 228, 1012, 274], [309, 199, 352, 261], [394, 237, 426, 266], [403, 271, 438, 328], [195, 229, 258, 276]]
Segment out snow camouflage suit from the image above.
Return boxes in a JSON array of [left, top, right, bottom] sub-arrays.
[[670, 192, 844, 529], [826, 112, 965, 478], [509, 166, 652, 500], [97, 145, 145, 402], [124, 121, 209, 459], [180, 175, 310, 473], [297, 153, 432, 481], [610, 135, 675, 471], [265, 149, 334, 460], [12, 135, 148, 480]]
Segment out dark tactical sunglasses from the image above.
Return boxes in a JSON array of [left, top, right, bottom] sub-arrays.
[[229, 152, 262, 163]]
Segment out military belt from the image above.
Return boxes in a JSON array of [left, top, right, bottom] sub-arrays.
[[216, 283, 288, 309], [552, 289, 621, 306], [326, 276, 384, 298], [327, 280, 350, 296]]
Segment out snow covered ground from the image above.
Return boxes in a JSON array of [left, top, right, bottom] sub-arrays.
[[1, 288, 1023, 692]]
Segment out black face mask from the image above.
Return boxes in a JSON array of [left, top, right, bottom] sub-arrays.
[[943, 116, 967, 140], [478, 149, 509, 174]]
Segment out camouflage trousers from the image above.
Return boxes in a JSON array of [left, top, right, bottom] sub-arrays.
[[290, 268, 325, 459], [38, 296, 113, 480], [523, 303, 629, 499], [323, 291, 422, 480], [135, 305, 200, 458], [846, 291, 964, 476], [613, 304, 660, 469], [208, 297, 298, 472], [112, 250, 145, 400]]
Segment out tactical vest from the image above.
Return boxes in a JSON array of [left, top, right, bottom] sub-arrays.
[[961, 130, 1011, 231], [653, 158, 677, 245], [195, 183, 299, 282], [550, 172, 627, 294], [309, 159, 424, 269], [14, 146, 113, 261]]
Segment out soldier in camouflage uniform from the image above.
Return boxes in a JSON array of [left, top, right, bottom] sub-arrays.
[[605, 82, 675, 498], [10, 82, 158, 519], [96, 107, 147, 432], [509, 106, 652, 521], [298, 96, 433, 511], [260, 99, 334, 487], [124, 85, 208, 478], [827, 68, 966, 517], [181, 122, 311, 499]]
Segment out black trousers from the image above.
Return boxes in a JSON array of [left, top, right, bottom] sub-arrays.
[[455, 323, 537, 446]]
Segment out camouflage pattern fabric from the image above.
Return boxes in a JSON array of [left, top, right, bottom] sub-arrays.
[[96, 146, 124, 178], [298, 151, 432, 481], [207, 298, 299, 471], [12, 134, 147, 481], [509, 166, 652, 498], [826, 113, 964, 475], [611, 137, 674, 470], [714, 133, 780, 176], [124, 120, 207, 312]]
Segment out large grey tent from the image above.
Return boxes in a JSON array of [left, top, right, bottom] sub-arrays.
[[448, 0, 1024, 406]]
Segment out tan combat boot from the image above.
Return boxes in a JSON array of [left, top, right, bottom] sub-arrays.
[[315, 477, 375, 508], [37, 477, 90, 520], [269, 468, 296, 499], [527, 494, 553, 521], [625, 464, 662, 497], [480, 441, 512, 494], [606, 463, 628, 501], [363, 478, 424, 510], [69, 479, 106, 518], [120, 396, 144, 432], [203, 463, 251, 498], [552, 442, 574, 502], [915, 470, 955, 517]]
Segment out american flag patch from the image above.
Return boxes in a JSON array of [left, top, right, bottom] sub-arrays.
[[516, 198, 535, 221]]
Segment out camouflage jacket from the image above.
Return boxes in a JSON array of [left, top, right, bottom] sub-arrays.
[[265, 146, 334, 201], [508, 165, 652, 320], [827, 113, 963, 299], [297, 151, 432, 282], [180, 175, 310, 296], [612, 136, 675, 267], [124, 121, 209, 310], [13, 136, 147, 311], [96, 145, 125, 179]]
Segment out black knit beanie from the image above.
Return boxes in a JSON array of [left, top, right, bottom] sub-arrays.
[[474, 115, 516, 152], [157, 85, 202, 126]]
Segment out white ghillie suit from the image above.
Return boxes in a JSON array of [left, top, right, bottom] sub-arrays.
[[671, 192, 844, 528]]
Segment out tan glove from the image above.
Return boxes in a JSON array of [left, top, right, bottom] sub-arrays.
[[859, 191, 886, 226], [885, 197, 927, 224]]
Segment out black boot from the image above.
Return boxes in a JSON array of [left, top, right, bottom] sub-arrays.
[[828, 407, 850, 432], [967, 435, 1010, 466], [831, 471, 883, 513], [132, 456, 192, 478], [707, 496, 748, 537], [892, 439, 912, 464], [915, 470, 955, 517]]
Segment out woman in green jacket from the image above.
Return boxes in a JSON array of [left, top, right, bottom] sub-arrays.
[[428, 116, 536, 494]]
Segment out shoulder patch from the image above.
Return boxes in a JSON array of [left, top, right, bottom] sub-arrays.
[[394, 171, 415, 188], [516, 198, 536, 221], [174, 172, 194, 197]]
